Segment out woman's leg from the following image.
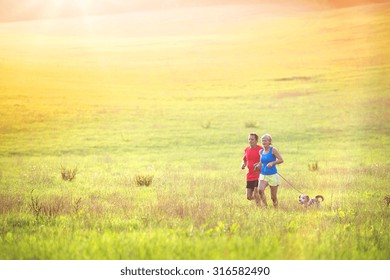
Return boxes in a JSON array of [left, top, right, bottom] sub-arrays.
[[258, 180, 268, 207]]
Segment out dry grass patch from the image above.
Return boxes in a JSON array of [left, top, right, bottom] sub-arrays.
[[29, 190, 74, 218], [0, 194, 23, 214], [153, 192, 214, 227]]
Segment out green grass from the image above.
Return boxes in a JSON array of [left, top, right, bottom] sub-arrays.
[[0, 3, 389, 259]]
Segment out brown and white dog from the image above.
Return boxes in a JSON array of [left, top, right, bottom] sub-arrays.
[[299, 194, 324, 208]]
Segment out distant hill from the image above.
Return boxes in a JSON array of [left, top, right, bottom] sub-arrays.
[[318, 0, 390, 8], [0, 0, 389, 22]]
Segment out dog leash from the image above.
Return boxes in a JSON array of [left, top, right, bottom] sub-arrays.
[[278, 173, 304, 194]]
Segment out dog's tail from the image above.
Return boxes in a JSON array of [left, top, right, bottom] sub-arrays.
[[315, 195, 324, 201]]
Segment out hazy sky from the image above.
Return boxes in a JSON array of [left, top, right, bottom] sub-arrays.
[[0, 0, 389, 22]]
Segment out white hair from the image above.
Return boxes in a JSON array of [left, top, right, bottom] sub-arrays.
[[261, 133, 272, 144]]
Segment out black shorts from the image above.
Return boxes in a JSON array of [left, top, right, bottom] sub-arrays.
[[246, 180, 258, 189]]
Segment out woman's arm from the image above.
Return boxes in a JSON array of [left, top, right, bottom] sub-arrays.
[[267, 148, 284, 168]]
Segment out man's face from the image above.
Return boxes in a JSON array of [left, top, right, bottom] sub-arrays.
[[248, 135, 257, 147]]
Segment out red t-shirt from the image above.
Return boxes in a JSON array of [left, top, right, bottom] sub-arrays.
[[243, 145, 262, 181]]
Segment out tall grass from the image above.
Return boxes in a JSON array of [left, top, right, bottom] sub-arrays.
[[0, 167, 388, 259]]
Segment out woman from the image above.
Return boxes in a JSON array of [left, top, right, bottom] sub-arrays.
[[255, 133, 283, 208]]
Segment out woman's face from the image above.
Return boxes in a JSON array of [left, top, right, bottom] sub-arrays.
[[261, 137, 271, 147]]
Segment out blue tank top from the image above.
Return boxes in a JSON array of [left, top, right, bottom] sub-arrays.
[[260, 147, 277, 175]]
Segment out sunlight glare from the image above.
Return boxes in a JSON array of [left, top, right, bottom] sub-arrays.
[[44, 0, 93, 18]]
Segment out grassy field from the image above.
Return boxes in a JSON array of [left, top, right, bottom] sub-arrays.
[[0, 2, 389, 259]]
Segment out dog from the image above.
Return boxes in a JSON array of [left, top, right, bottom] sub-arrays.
[[299, 194, 324, 208]]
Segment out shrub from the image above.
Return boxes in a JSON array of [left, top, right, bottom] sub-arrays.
[[201, 121, 211, 129], [134, 174, 154, 186], [60, 165, 78, 181], [384, 195, 390, 207], [72, 197, 83, 214], [245, 121, 258, 128], [308, 162, 319, 171], [29, 189, 43, 220]]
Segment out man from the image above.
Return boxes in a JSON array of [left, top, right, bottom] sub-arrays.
[[241, 132, 262, 204]]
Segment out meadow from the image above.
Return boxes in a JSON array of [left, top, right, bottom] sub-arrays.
[[0, 2, 389, 259]]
